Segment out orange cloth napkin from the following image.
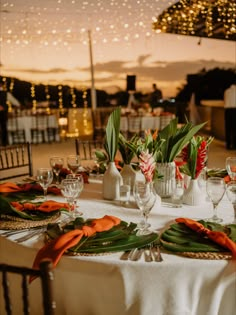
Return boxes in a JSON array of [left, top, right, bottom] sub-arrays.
[[10, 200, 69, 213], [0, 182, 61, 195], [176, 218, 236, 257], [30, 215, 121, 282]]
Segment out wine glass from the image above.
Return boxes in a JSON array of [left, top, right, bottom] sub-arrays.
[[206, 177, 226, 223], [66, 174, 84, 215], [226, 157, 236, 180], [67, 155, 81, 176], [49, 156, 64, 185], [226, 181, 236, 223], [60, 178, 81, 218], [36, 168, 54, 201], [133, 181, 156, 235]]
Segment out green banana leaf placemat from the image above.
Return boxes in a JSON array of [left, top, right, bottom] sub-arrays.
[[160, 220, 236, 260], [45, 217, 158, 256], [0, 195, 62, 230]]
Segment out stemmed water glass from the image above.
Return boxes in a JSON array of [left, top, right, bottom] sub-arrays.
[[226, 181, 236, 223], [206, 177, 226, 223], [133, 181, 156, 235], [66, 174, 84, 215], [226, 157, 236, 181], [67, 155, 81, 176], [60, 178, 81, 219], [50, 156, 64, 185], [36, 168, 54, 201]]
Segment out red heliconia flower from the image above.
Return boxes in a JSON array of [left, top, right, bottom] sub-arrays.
[[139, 150, 156, 182], [195, 140, 207, 178]]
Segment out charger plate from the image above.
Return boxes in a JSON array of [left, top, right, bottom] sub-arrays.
[[178, 251, 232, 260], [0, 213, 60, 230]]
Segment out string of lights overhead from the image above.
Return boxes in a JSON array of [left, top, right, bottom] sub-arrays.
[[0, 0, 177, 51], [152, 0, 236, 41]]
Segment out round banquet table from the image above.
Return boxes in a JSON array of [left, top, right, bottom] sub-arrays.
[[0, 178, 236, 315]]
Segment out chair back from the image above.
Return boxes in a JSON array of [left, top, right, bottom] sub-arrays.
[[75, 139, 104, 160], [0, 260, 56, 315], [0, 142, 33, 180]]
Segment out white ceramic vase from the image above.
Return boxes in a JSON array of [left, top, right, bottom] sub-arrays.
[[183, 178, 202, 206], [120, 163, 137, 192], [103, 162, 122, 200]]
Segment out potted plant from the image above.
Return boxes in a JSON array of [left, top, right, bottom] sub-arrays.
[[180, 135, 213, 205], [102, 107, 122, 200]]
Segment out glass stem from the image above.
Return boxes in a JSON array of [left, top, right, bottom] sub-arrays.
[[43, 188, 47, 200], [233, 204, 236, 223], [212, 203, 218, 219]]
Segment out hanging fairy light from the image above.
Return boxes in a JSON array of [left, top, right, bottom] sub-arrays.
[[31, 82, 37, 113], [6, 77, 14, 112], [70, 87, 77, 108], [58, 85, 63, 111], [152, 0, 236, 40], [45, 84, 51, 114]]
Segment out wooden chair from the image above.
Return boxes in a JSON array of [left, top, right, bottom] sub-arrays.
[[0, 260, 56, 315], [75, 139, 104, 160], [0, 142, 33, 180]]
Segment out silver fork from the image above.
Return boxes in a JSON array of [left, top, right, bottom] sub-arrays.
[[152, 245, 163, 262], [144, 245, 153, 262], [14, 228, 46, 243]]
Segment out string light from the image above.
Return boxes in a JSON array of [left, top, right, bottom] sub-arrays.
[[152, 0, 236, 40], [58, 85, 63, 111], [31, 82, 37, 113]]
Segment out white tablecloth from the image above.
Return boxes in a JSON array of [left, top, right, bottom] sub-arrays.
[[0, 179, 236, 315], [7, 115, 59, 144]]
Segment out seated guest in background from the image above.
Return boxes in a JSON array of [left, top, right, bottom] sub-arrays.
[[224, 80, 236, 150], [0, 85, 8, 146], [150, 83, 163, 109]]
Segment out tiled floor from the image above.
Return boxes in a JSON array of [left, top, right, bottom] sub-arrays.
[[31, 137, 236, 176]]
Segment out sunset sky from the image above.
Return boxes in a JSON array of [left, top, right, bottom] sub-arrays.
[[0, 0, 235, 97]]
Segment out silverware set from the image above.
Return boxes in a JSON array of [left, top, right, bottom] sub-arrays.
[[0, 227, 46, 243], [120, 244, 163, 262]]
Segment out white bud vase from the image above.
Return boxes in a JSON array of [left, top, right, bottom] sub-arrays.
[[183, 178, 202, 206], [120, 163, 137, 192], [103, 162, 122, 200]]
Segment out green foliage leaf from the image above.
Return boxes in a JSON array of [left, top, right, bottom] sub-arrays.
[[160, 220, 236, 253], [46, 219, 158, 254], [104, 107, 121, 162]]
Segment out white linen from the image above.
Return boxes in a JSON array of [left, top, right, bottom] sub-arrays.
[[0, 180, 236, 315], [7, 115, 59, 144]]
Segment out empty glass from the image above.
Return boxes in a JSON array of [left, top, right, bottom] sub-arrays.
[[206, 177, 226, 223], [36, 168, 54, 201], [226, 181, 236, 223], [226, 157, 236, 181], [60, 178, 81, 218], [133, 181, 156, 235], [50, 156, 64, 185], [66, 174, 84, 215], [67, 155, 81, 176]]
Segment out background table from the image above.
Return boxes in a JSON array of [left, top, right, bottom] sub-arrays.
[[0, 179, 235, 315]]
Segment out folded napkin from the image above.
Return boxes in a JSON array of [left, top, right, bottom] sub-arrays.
[[176, 218, 236, 257], [0, 182, 61, 195], [10, 200, 69, 213], [30, 215, 121, 282]]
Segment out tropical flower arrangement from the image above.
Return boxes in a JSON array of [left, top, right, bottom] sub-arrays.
[[128, 118, 206, 164], [180, 135, 213, 179]]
